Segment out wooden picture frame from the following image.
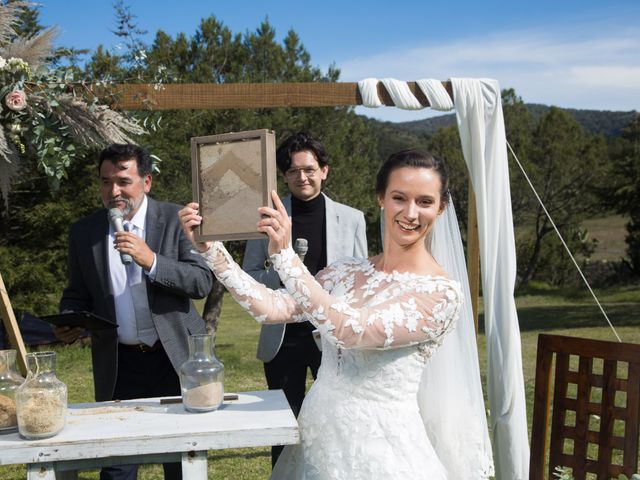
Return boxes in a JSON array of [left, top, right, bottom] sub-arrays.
[[191, 129, 277, 241]]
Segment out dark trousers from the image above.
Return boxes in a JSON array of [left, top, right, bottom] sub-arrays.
[[264, 332, 321, 467], [99, 343, 182, 480]]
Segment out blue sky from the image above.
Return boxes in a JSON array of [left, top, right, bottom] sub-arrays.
[[38, 0, 640, 122]]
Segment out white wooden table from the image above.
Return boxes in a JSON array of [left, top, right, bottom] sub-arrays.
[[0, 390, 299, 479]]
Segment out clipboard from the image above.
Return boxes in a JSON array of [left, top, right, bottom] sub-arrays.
[[40, 311, 116, 331]]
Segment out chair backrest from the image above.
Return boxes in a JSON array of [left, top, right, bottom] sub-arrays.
[[530, 334, 640, 480]]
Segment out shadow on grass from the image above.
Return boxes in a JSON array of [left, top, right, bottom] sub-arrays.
[[479, 303, 640, 332]]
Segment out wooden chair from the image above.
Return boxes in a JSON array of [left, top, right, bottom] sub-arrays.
[[530, 333, 640, 479]]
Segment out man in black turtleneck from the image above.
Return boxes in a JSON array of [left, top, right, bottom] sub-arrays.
[[242, 132, 368, 467]]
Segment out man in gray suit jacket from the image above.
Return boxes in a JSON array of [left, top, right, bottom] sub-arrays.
[[242, 132, 367, 466], [57, 144, 213, 480]]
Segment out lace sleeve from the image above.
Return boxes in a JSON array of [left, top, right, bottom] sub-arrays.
[[271, 247, 461, 350], [200, 242, 303, 324]]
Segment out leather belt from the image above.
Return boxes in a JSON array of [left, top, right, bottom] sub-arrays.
[[118, 341, 162, 353]]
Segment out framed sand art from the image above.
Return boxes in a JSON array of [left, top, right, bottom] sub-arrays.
[[191, 129, 277, 241]]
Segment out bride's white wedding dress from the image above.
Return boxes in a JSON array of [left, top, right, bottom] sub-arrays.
[[202, 242, 462, 480]]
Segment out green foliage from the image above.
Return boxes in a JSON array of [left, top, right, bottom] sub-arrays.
[[502, 89, 536, 224], [604, 114, 640, 273], [535, 106, 637, 137], [397, 103, 637, 138], [7, 0, 44, 39], [0, 246, 59, 314], [0, 153, 101, 315], [427, 125, 469, 234], [515, 107, 608, 286], [516, 227, 596, 287]]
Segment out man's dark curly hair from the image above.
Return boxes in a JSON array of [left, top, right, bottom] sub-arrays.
[[275, 132, 329, 174], [98, 143, 153, 177]]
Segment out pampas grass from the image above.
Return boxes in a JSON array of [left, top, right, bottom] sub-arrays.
[[2, 27, 58, 70]]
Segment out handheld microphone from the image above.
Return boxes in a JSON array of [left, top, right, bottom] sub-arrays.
[[294, 238, 308, 263], [108, 208, 133, 265]]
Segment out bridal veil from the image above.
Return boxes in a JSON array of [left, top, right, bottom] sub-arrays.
[[420, 199, 494, 478]]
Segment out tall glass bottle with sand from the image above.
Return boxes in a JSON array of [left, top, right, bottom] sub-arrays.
[[179, 333, 224, 412], [0, 349, 24, 431], [15, 351, 67, 439]]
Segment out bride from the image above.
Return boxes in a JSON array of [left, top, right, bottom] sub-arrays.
[[178, 149, 482, 479]]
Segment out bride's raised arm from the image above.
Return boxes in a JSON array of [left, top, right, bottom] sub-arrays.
[[178, 202, 302, 325]]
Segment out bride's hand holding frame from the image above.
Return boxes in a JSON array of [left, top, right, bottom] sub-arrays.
[[257, 190, 292, 257]]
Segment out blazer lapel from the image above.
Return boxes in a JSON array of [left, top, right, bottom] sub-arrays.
[[145, 197, 165, 254], [144, 197, 165, 306], [323, 194, 340, 264]]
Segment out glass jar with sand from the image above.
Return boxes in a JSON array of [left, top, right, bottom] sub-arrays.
[[0, 349, 24, 432], [179, 333, 224, 412], [15, 351, 67, 439]]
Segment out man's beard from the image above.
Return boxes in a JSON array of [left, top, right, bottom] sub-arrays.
[[108, 197, 138, 218]]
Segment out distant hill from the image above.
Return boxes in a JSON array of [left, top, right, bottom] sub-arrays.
[[361, 117, 431, 165], [390, 105, 637, 138]]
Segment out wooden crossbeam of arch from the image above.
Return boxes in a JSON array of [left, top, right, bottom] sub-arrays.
[[106, 81, 453, 110]]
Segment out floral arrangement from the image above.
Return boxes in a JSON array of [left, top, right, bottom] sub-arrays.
[[0, 55, 33, 153], [0, 2, 145, 205]]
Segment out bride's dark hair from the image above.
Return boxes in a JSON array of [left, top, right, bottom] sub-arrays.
[[375, 149, 450, 208]]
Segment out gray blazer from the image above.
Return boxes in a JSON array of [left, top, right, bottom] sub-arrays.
[[60, 197, 213, 401], [242, 193, 368, 362]]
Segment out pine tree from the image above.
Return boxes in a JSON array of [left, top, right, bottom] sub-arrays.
[[607, 114, 640, 273]]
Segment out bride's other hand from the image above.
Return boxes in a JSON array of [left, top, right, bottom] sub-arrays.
[[258, 190, 292, 257], [178, 202, 212, 253]]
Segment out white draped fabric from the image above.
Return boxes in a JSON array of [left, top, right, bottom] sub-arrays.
[[358, 77, 530, 479], [451, 78, 529, 480]]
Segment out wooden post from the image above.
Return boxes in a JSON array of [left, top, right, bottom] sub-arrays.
[[466, 181, 481, 335], [0, 272, 28, 375]]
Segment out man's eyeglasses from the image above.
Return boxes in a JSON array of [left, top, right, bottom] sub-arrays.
[[284, 167, 320, 179]]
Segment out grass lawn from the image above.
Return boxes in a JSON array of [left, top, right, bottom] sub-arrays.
[[1, 285, 639, 479], [583, 214, 628, 262]]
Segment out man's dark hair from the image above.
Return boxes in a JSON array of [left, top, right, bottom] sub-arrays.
[[98, 143, 153, 177], [275, 132, 329, 174]]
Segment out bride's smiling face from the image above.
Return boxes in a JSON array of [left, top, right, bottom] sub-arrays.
[[379, 167, 443, 248]]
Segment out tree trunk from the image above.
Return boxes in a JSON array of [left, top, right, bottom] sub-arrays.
[[202, 279, 225, 340], [518, 239, 542, 288], [518, 222, 550, 288]]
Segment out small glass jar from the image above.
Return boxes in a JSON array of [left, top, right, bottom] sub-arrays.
[[15, 351, 67, 439], [179, 334, 224, 412], [0, 350, 25, 431]]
